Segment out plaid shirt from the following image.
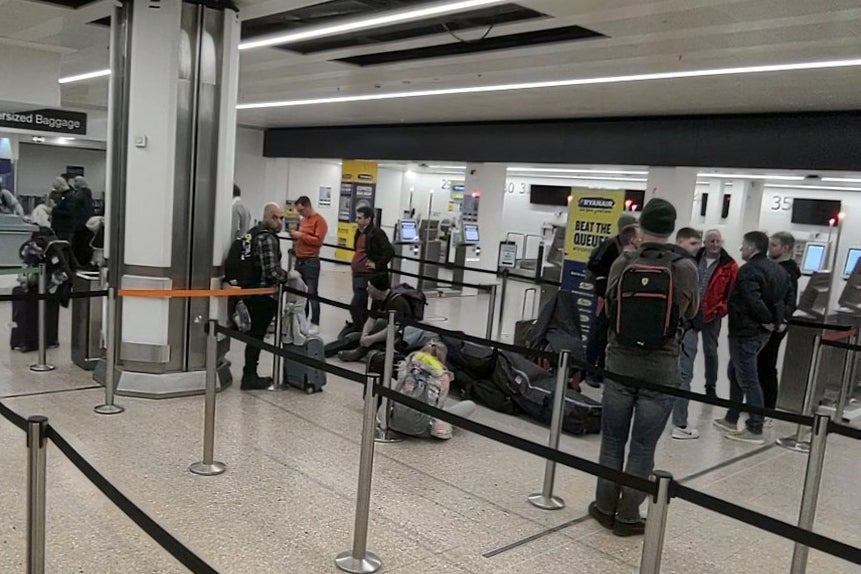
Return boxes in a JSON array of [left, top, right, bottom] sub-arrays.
[[256, 229, 287, 287]]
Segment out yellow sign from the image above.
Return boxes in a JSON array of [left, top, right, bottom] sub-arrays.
[[565, 188, 626, 263], [336, 222, 357, 261], [340, 160, 378, 184], [337, 160, 378, 260]]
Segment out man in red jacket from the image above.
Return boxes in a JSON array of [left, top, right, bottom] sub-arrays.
[[689, 230, 738, 398]]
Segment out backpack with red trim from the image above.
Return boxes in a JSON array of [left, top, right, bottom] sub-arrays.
[[612, 246, 683, 350]]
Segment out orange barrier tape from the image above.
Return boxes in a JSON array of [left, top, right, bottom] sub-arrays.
[[118, 287, 277, 298]]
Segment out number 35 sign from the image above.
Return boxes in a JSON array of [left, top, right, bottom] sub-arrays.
[[770, 195, 793, 211]]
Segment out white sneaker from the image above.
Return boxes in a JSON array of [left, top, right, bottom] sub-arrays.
[[308, 324, 320, 336], [764, 418, 774, 428], [713, 418, 738, 433], [672, 426, 700, 440], [724, 428, 765, 445]]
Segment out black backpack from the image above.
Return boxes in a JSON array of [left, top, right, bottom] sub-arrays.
[[612, 247, 682, 350], [390, 283, 427, 321], [224, 227, 268, 287]]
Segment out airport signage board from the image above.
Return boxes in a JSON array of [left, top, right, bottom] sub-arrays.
[[0, 109, 87, 135]]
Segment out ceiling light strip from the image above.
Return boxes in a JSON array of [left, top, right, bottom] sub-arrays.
[[236, 57, 861, 109], [765, 184, 861, 192], [58, 68, 111, 84], [822, 177, 861, 183], [238, 0, 505, 51], [508, 166, 648, 175], [696, 173, 805, 181]]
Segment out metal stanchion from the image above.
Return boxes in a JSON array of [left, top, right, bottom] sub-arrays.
[[190, 320, 226, 476], [29, 264, 55, 373], [789, 410, 831, 574], [834, 346, 855, 424], [496, 269, 509, 339], [95, 287, 124, 415], [335, 373, 382, 574], [485, 284, 498, 340], [528, 350, 570, 510], [778, 332, 823, 453], [27, 415, 48, 574], [268, 283, 286, 391], [375, 310, 402, 444], [639, 470, 673, 574]]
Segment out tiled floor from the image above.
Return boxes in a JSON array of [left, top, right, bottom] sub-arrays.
[[0, 262, 859, 573]]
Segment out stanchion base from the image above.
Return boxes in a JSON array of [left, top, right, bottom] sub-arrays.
[[776, 436, 810, 453], [334, 551, 382, 574], [265, 382, 288, 392], [29, 363, 56, 373], [527, 493, 566, 510], [94, 404, 125, 415], [189, 461, 227, 476], [374, 426, 403, 444]]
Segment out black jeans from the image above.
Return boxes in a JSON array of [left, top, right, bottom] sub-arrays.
[[296, 257, 321, 325], [586, 309, 610, 372], [757, 330, 787, 410], [350, 275, 370, 329], [243, 295, 277, 376]]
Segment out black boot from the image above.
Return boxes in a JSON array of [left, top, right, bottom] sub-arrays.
[[241, 372, 272, 390]]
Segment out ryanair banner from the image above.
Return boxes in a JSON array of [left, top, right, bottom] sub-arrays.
[[336, 160, 378, 261], [562, 188, 626, 338]]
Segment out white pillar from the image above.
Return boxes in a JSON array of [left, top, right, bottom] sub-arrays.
[[645, 167, 698, 229], [740, 180, 764, 233], [465, 163, 507, 272]]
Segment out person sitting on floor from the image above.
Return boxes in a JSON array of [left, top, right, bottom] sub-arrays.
[[386, 339, 476, 439], [338, 273, 412, 363]]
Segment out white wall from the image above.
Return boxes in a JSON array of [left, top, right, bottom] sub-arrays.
[[16, 142, 106, 196]]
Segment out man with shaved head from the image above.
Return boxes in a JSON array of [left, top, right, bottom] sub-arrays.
[[238, 202, 288, 390]]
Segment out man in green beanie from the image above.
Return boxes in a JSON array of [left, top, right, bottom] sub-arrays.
[[584, 212, 640, 384], [589, 198, 699, 536]]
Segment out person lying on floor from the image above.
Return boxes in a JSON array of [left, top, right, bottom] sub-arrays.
[[338, 273, 413, 362], [385, 340, 476, 440]]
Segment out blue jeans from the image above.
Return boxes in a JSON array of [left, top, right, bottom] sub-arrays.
[[351, 275, 370, 329], [595, 380, 674, 523], [725, 332, 771, 433], [701, 319, 722, 392], [295, 257, 321, 325], [673, 328, 699, 427]]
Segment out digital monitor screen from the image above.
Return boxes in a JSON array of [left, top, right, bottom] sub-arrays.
[[463, 224, 480, 243], [801, 243, 827, 275], [398, 219, 417, 242], [843, 248, 861, 278], [791, 198, 842, 226]]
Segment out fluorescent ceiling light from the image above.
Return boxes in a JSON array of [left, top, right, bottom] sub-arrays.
[[765, 184, 861, 192], [508, 167, 648, 175], [822, 177, 861, 183], [697, 172, 805, 181], [508, 173, 646, 183], [239, 0, 504, 50], [237, 57, 861, 109], [428, 165, 465, 170], [58, 69, 111, 84]]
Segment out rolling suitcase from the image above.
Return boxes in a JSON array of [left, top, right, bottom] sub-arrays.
[[10, 286, 60, 351], [283, 335, 327, 393], [513, 288, 538, 347]]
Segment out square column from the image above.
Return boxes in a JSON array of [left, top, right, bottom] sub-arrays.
[[465, 163, 507, 271], [646, 168, 698, 229]]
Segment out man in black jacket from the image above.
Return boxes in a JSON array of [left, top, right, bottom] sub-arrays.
[[714, 231, 792, 444], [349, 206, 394, 332], [757, 231, 801, 411]]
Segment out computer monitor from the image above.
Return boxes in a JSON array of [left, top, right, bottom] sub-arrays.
[[462, 223, 480, 244], [838, 269, 861, 311], [397, 219, 417, 242], [801, 242, 827, 275], [842, 248, 861, 279], [796, 271, 832, 317]]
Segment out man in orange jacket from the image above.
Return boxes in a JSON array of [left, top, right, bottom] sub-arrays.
[[290, 196, 328, 334]]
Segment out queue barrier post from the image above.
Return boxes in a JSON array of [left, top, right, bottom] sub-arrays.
[[189, 320, 226, 476], [27, 415, 48, 574], [778, 332, 824, 453], [335, 373, 382, 574], [268, 283, 286, 391], [639, 470, 673, 574], [789, 410, 831, 574], [485, 283, 498, 340], [94, 287, 125, 415], [834, 343, 855, 424], [375, 310, 402, 444], [528, 350, 569, 510], [29, 263, 55, 373], [496, 269, 509, 339]]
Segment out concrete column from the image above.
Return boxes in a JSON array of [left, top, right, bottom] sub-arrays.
[[465, 163, 507, 272], [645, 167, 699, 229], [100, 0, 239, 397], [739, 180, 765, 233]]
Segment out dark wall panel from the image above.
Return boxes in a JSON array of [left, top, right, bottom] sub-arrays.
[[262, 112, 861, 171]]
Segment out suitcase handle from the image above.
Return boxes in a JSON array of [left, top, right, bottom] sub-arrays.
[[522, 288, 537, 320]]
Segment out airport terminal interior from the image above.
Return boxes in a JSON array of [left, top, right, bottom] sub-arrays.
[[1, 1, 861, 573]]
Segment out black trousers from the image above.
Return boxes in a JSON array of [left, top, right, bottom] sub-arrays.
[[243, 295, 277, 376], [757, 330, 787, 410]]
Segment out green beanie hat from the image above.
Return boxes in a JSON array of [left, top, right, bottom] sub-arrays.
[[617, 213, 638, 230], [639, 198, 677, 237]]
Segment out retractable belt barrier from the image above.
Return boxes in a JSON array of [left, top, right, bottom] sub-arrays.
[[316, 255, 493, 292], [0, 289, 109, 302], [119, 286, 277, 298]]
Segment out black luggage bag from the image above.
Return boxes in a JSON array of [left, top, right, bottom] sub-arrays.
[[10, 286, 60, 351], [283, 336, 327, 393]]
